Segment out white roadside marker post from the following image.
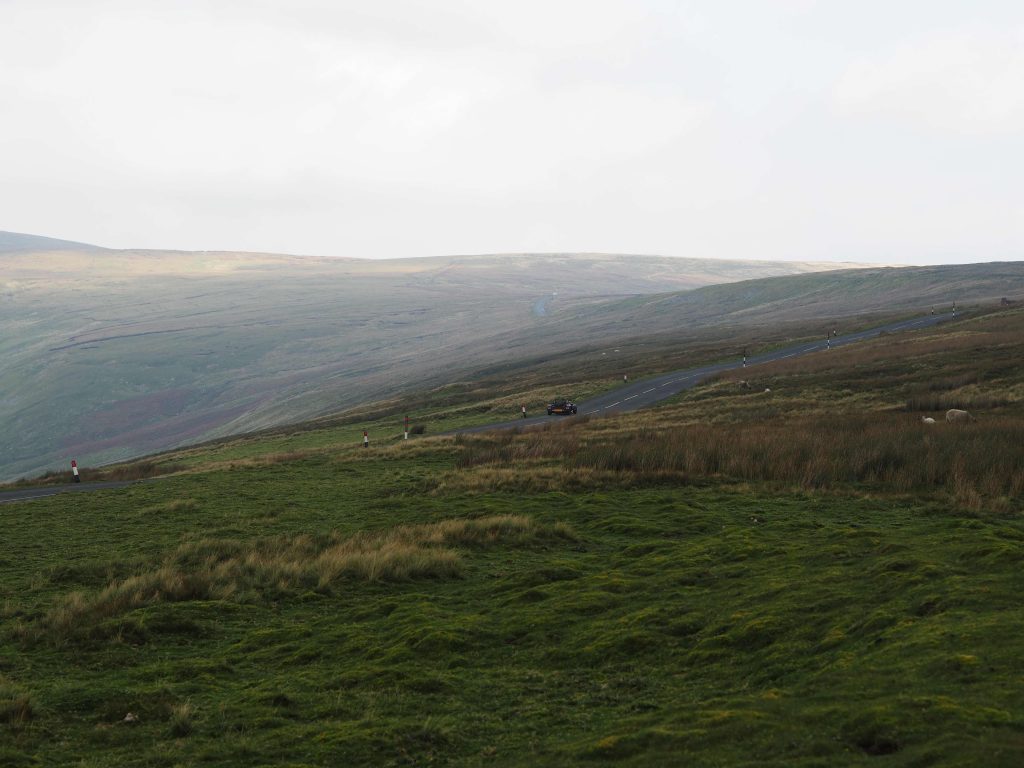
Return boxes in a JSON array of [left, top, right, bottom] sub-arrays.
[[742, 349, 747, 368], [826, 334, 831, 350], [71, 459, 80, 483], [363, 430, 369, 449], [404, 415, 409, 440]]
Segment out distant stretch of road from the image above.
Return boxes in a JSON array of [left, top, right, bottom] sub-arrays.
[[0, 312, 952, 504], [455, 312, 954, 434], [0, 480, 139, 505]]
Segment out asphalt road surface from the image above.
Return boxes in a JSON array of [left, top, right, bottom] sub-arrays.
[[0, 312, 953, 504], [455, 312, 953, 434], [0, 480, 139, 505]]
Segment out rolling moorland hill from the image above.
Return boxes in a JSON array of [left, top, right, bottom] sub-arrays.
[[316, 261, 1024, 423], [1, 237, 871, 481], [0, 230, 105, 253], [2, 304, 1023, 765]]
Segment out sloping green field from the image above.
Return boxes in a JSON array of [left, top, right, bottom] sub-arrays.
[[2, 307, 1023, 766]]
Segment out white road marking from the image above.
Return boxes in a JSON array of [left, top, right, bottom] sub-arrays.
[[624, 395, 638, 400], [643, 388, 655, 393]]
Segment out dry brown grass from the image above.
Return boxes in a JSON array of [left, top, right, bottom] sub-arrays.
[[29, 515, 575, 645], [0, 676, 33, 725], [168, 700, 194, 737], [448, 415, 1024, 511]]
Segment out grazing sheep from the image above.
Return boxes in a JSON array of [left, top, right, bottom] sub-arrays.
[[921, 416, 936, 424], [763, 388, 772, 393], [946, 408, 974, 423]]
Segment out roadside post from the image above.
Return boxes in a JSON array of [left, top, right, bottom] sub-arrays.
[[363, 430, 369, 448], [521, 404, 526, 419], [71, 460, 80, 483], [742, 349, 747, 368], [404, 416, 409, 440], [826, 334, 831, 350]]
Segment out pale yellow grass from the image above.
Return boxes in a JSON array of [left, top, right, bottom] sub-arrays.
[[33, 515, 575, 644]]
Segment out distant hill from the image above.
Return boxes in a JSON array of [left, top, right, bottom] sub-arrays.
[[0, 230, 104, 253], [556, 262, 1024, 335]]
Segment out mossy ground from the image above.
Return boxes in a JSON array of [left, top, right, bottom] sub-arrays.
[[3, 448, 1024, 766]]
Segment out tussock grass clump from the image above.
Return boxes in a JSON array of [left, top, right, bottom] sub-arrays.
[[168, 700, 194, 737], [0, 678, 33, 726], [93, 461, 188, 482], [29, 515, 574, 645]]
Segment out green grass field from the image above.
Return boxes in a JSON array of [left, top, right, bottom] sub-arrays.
[[3, 307, 1024, 766]]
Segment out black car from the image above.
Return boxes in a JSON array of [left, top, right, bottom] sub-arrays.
[[546, 398, 578, 415]]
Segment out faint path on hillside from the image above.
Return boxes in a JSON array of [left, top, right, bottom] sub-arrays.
[[0, 312, 953, 503], [532, 293, 556, 317]]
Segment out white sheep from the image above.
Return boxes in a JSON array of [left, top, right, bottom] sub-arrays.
[[921, 416, 936, 424], [946, 408, 974, 423], [764, 387, 771, 393]]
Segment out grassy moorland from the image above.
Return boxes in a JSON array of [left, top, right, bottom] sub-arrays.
[[5, 240, 1020, 483], [2, 307, 1024, 766], [1, 242, 864, 482]]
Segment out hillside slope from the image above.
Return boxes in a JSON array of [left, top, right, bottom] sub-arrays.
[[0, 245, 869, 481], [0, 230, 104, 253], [554, 262, 1024, 336]]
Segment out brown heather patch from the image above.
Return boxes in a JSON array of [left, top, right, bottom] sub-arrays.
[[450, 415, 1024, 511], [184, 449, 326, 474], [433, 465, 638, 494], [3, 460, 187, 488], [27, 515, 575, 645], [718, 317, 1023, 385]]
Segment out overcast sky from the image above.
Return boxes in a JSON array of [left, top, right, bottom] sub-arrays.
[[2, 1, 1022, 264]]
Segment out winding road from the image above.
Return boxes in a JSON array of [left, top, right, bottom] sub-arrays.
[[0, 312, 953, 504], [456, 312, 952, 432]]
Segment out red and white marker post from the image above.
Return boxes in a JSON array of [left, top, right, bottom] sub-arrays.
[[521, 404, 526, 419], [404, 415, 409, 440], [363, 430, 369, 448], [71, 459, 81, 483]]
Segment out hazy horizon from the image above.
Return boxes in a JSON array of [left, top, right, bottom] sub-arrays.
[[3, 1, 1022, 266]]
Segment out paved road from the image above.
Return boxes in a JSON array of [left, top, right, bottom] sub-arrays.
[[0, 312, 952, 504], [0, 480, 139, 505], [456, 312, 953, 434]]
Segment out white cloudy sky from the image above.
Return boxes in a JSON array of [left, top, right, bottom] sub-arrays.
[[1, 1, 1022, 264]]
